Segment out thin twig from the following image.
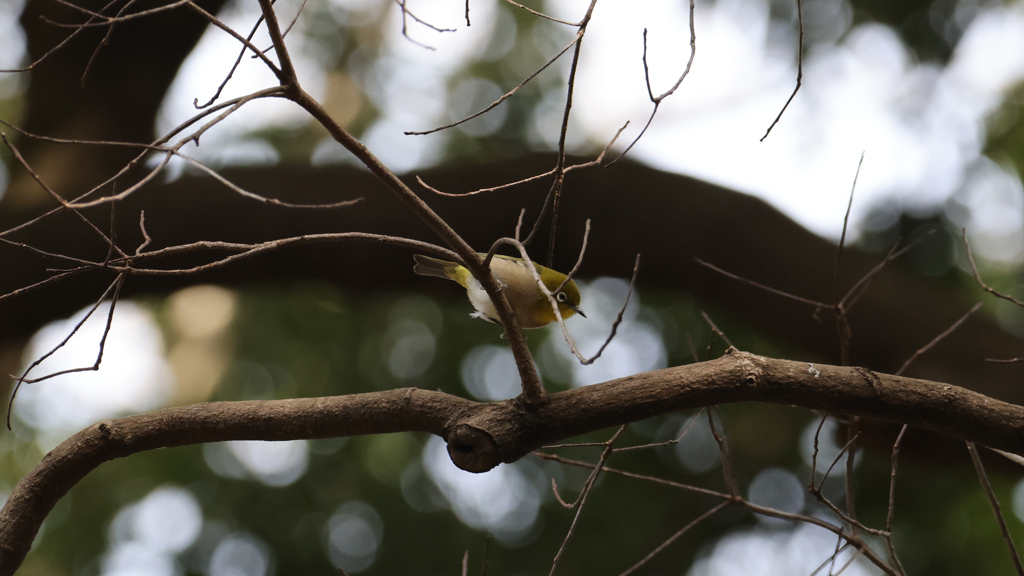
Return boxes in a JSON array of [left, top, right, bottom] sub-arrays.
[[696, 258, 830, 308], [895, 302, 982, 376], [195, 10, 269, 108], [414, 122, 627, 198], [178, 154, 363, 208], [833, 153, 865, 365], [502, 0, 579, 25], [187, 0, 282, 78], [839, 231, 935, 312], [544, 0, 599, 267], [135, 211, 152, 256], [700, 311, 735, 350], [533, 452, 730, 500], [815, 432, 861, 492], [0, 132, 124, 256], [80, 0, 142, 87], [619, 502, 729, 576], [963, 228, 1024, 307], [810, 413, 828, 484], [533, 449, 897, 574], [405, 35, 579, 135], [885, 425, 909, 576], [0, 0, 122, 73], [549, 426, 627, 576], [967, 441, 1024, 575], [0, 88, 283, 217], [553, 220, 590, 295], [832, 546, 866, 576], [832, 152, 865, 305], [843, 415, 859, 527], [99, 234, 459, 276], [253, 0, 310, 58], [809, 542, 853, 576], [0, 272, 78, 304], [613, 408, 705, 452], [395, 0, 456, 51], [7, 274, 125, 429], [416, 169, 556, 197], [707, 408, 739, 497], [47, 0, 189, 26], [607, 0, 696, 165], [760, 0, 802, 141]]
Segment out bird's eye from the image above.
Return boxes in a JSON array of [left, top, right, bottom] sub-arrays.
[[556, 292, 567, 302]]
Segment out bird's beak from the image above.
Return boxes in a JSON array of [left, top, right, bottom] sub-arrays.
[[571, 304, 586, 318]]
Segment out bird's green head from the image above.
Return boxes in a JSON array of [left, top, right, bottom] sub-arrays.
[[538, 266, 585, 321]]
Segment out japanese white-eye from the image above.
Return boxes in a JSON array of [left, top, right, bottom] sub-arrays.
[[413, 254, 585, 329]]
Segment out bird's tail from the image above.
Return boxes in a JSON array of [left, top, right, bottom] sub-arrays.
[[413, 255, 466, 286]]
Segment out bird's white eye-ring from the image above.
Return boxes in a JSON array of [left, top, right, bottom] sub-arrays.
[[556, 292, 567, 303]]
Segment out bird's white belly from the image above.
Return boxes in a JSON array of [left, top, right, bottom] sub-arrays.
[[465, 276, 501, 324]]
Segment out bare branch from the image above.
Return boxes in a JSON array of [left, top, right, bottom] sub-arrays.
[[619, 502, 729, 576], [416, 169, 556, 198], [187, 1, 282, 78], [47, 0, 191, 27], [253, 0, 311, 59], [0, 0, 123, 73], [839, 231, 935, 312], [607, 0, 696, 165], [178, 154, 363, 208], [895, 302, 982, 376], [414, 122, 628, 198], [196, 10, 271, 108], [696, 257, 830, 308], [614, 408, 705, 452], [886, 425, 909, 576], [502, 0, 580, 26], [968, 441, 1024, 575], [700, 311, 734, 350], [760, 0, 802, 141], [135, 211, 152, 256], [963, 228, 1024, 307], [6, 274, 124, 429], [549, 426, 627, 575], [832, 152, 865, 306], [395, 0, 456, 51], [707, 407, 739, 497], [405, 35, 579, 135], [0, 132, 123, 253]]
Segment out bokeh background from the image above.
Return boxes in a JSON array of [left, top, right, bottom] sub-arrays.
[[4, 0, 1024, 574]]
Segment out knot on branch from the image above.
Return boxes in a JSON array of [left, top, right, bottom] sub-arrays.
[[727, 349, 763, 387], [446, 424, 501, 473], [93, 420, 133, 458]]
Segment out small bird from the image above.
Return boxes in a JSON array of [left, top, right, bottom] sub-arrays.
[[413, 254, 585, 329]]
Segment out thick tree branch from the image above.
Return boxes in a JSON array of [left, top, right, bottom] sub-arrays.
[[4, 350, 1024, 574]]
